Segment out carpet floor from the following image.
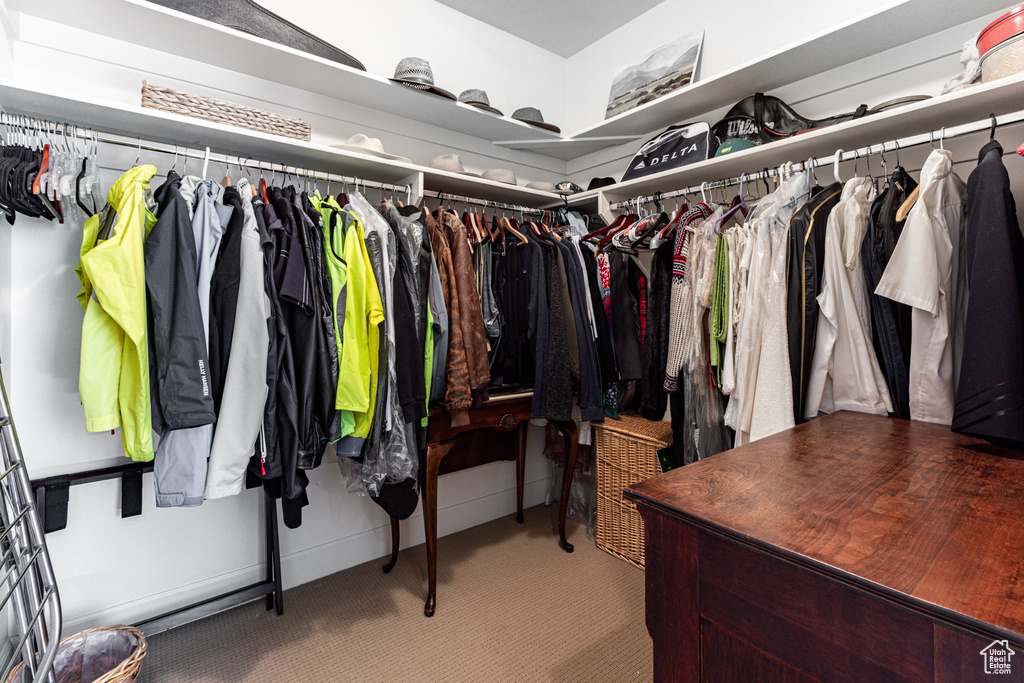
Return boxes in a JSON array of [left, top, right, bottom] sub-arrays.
[[139, 507, 652, 682]]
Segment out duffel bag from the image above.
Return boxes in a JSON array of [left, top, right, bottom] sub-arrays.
[[712, 93, 869, 153], [621, 121, 718, 182]]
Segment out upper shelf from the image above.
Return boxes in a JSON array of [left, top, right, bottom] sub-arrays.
[[0, 80, 563, 207], [558, 70, 1024, 205], [496, 0, 1011, 158], [7, 0, 562, 146], [493, 136, 645, 161]]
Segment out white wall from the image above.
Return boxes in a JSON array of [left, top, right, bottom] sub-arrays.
[[562, 0, 898, 134], [255, 0, 568, 131], [564, 4, 1008, 184]]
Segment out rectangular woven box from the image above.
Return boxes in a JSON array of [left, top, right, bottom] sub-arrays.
[[594, 414, 673, 569], [141, 81, 311, 141]]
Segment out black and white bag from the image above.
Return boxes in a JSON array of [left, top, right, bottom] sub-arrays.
[[620, 122, 718, 182]]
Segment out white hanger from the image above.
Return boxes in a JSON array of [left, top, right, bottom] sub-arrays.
[[833, 149, 844, 184], [201, 146, 211, 180], [700, 181, 709, 204]]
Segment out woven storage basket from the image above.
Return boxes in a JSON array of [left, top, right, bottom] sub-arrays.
[[6, 625, 146, 683], [595, 414, 673, 569], [141, 81, 311, 141]]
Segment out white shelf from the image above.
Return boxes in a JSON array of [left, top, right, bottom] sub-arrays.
[[494, 136, 644, 161], [563, 71, 1024, 203], [0, 80, 563, 207], [504, 0, 1010, 158], [9, 0, 563, 146]]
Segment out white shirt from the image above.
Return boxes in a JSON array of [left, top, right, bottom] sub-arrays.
[[875, 149, 967, 425], [805, 177, 893, 418]]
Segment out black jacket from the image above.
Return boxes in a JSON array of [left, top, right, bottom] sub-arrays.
[[609, 251, 641, 382], [273, 188, 334, 470], [383, 205, 427, 422], [523, 238, 550, 419], [260, 195, 307, 529], [579, 246, 617, 387], [300, 192, 342, 445], [787, 183, 842, 423], [557, 239, 603, 422], [538, 238, 572, 421], [862, 168, 916, 419], [145, 171, 216, 434], [953, 140, 1024, 446], [208, 185, 244, 410], [639, 241, 675, 421]]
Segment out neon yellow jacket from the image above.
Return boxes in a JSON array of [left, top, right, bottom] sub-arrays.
[[76, 165, 159, 462]]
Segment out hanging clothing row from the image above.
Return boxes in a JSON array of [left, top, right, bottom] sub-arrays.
[[3, 115, 618, 528], [596, 114, 1024, 470]]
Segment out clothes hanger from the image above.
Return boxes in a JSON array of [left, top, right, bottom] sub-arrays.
[[201, 146, 210, 180], [583, 211, 626, 241], [595, 214, 635, 252], [714, 173, 749, 234], [500, 215, 528, 245], [876, 144, 888, 183], [895, 129, 944, 222], [894, 141, 920, 221], [221, 156, 233, 188], [761, 168, 772, 196], [895, 184, 919, 222], [259, 161, 269, 202], [651, 193, 683, 247]]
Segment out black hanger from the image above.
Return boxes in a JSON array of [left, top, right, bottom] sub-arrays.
[[76, 157, 93, 216], [990, 113, 997, 141]]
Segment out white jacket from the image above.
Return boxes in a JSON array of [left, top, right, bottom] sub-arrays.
[[875, 150, 967, 425], [805, 177, 893, 419]]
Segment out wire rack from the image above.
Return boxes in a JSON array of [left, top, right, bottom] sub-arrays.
[[0, 356, 61, 683]]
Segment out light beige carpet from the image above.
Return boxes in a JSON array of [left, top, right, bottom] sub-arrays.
[[139, 507, 652, 682]]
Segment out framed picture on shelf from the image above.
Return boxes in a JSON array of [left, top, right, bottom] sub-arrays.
[[605, 30, 704, 120]]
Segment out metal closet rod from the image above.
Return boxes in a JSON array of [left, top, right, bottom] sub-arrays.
[[0, 112, 411, 196], [421, 188, 546, 216], [610, 108, 1024, 210]]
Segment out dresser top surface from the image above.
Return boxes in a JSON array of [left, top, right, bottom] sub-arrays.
[[626, 411, 1024, 638]]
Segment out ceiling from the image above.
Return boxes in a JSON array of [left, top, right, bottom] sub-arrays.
[[433, 0, 666, 58]]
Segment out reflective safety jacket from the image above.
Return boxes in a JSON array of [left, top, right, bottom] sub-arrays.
[[76, 165, 159, 461]]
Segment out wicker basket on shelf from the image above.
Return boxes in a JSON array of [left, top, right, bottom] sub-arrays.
[[594, 414, 673, 569], [6, 625, 146, 683], [141, 81, 311, 141]]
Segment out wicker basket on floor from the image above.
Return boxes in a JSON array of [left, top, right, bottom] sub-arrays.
[[6, 625, 146, 683], [595, 414, 673, 569], [141, 81, 311, 141]]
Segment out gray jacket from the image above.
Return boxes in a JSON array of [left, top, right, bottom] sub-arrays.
[[206, 180, 270, 499], [155, 179, 232, 508]]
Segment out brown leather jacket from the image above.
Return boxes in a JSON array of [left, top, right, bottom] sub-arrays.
[[437, 211, 491, 403], [425, 212, 473, 426]]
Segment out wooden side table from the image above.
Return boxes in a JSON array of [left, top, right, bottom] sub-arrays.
[[383, 392, 579, 616]]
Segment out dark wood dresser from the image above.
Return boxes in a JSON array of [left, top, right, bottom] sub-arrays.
[[624, 411, 1024, 682]]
